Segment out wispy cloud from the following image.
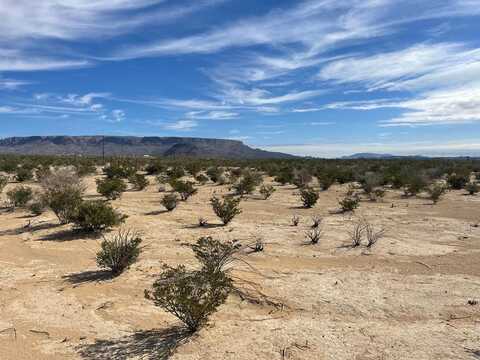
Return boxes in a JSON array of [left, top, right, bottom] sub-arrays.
[[164, 119, 198, 131]]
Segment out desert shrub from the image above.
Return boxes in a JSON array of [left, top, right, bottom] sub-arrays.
[[104, 163, 136, 179], [447, 173, 469, 190], [249, 238, 264, 252], [300, 187, 319, 208], [44, 189, 83, 224], [403, 174, 427, 197], [170, 180, 197, 201], [274, 168, 294, 185], [360, 172, 382, 195], [369, 187, 386, 202], [15, 167, 34, 182], [0, 175, 8, 193], [365, 221, 384, 248], [96, 229, 142, 276], [72, 200, 126, 232], [339, 195, 360, 212], [291, 215, 300, 226], [75, 162, 96, 177], [206, 167, 223, 183], [145, 161, 165, 175], [217, 174, 229, 185], [233, 171, 262, 197], [7, 186, 33, 208], [195, 173, 209, 185], [40, 168, 86, 224], [311, 215, 322, 228], [317, 172, 336, 190], [293, 168, 312, 188], [166, 166, 185, 180], [185, 163, 202, 177], [210, 196, 242, 225], [145, 265, 231, 332], [349, 220, 365, 247], [306, 228, 322, 245], [161, 193, 178, 211], [129, 173, 149, 191], [96, 178, 127, 200], [191, 237, 241, 274], [465, 182, 479, 195], [427, 183, 447, 204], [259, 185, 276, 199]]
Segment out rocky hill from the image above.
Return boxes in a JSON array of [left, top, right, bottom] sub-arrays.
[[0, 136, 295, 159]]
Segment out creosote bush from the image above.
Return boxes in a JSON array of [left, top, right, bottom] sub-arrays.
[[7, 186, 33, 208], [15, 167, 34, 182], [291, 215, 300, 226], [96, 229, 142, 276], [306, 228, 322, 245], [447, 173, 469, 190], [339, 194, 360, 213], [259, 184, 276, 200], [300, 187, 319, 208], [427, 183, 447, 204], [311, 215, 322, 228], [195, 173, 209, 185], [465, 182, 479, 195], [210, 196, 242, 225], [40, 167, 86, 224], [161, 193, 178, 211], [96, 178, 127, 200], [129, 173, 149, 191], [145, 237, 238, 332], [170, 180, 197, 201], [72, 200, 127, 232], [233, 171, 262, 197]]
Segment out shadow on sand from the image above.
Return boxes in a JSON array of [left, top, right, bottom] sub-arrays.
[[62, 270, 113, 285], [76, 327, 192, 360]]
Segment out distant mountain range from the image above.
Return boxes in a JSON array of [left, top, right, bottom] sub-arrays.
[[341, 153, 430, 159], [0, 136, 296, 159]]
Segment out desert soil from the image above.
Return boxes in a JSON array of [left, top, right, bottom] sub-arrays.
[[0, 175, 479, 360]]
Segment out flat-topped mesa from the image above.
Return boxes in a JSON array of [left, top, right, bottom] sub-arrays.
[[0, 136, 296, 159]]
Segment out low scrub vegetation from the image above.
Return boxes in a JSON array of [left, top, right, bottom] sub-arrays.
[[170, 180, 197, 201], [210, 196, 242, 225], [161, 193, 178, 211], [7, 186, 33, 208], [96, 229, 143, 276], [72, 200, 127, 232], [259, 185, 276, 199], [129, 173, 149, 191], [96, 178, 127, 200], [300, 187, 319, 208]]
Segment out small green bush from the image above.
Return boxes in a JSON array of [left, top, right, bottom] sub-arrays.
[[96, 229, 142, 276], [7, 186, 33, 208], [129, 173, 149, 191], [465, 182, 479, 195], [15, 168, 34, 182], [447, 173, 469, 190], [259, 185, 276, 199], [300, 187, 319, 208], [195, 173, 209, 185], [96, 178, 127, 200], [104, 163, 136, 179], [44, 189, 83, 224], [210, 196, 242, 225], [72, 200, 126, 232], [161, 193, 178, 211], [29, 199, 47, 216], [206, 167, 223, 183], [166, 166, 185, 180], [339, 195, 360, 212], [191, 237, 241, 274], [404, 175, 427, 197], [145, 265, 231, 333], [232, 171, 262, 197], [427, 183, 447, 204], [170, 180, 197, 201]]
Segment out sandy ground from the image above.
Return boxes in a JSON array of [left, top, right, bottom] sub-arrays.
[[0, 174, 479, 360]]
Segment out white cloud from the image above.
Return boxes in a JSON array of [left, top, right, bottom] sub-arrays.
[[0, 78, 31, 89], [164, 120, 198, 131], [111, 109, 126, 122]]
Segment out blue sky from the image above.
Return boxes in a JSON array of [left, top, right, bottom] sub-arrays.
[[1, 0, 480, 157]]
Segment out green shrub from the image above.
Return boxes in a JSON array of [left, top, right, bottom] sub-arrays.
[[317, 172, 336, 190], [274, 168, 294, 185], [96, 178, 127, 200], [129, 173, 149, 191], [447, 173, 469, 190], [166, 166, 185, 180], [170, 180, 197, 201], [96, 229, 142, 276], [7, 186, 33, 207], [206, 167, 223, 183], [233, 171, 262, 197], [40, 167, 86, 223], [145, 265, 231, 333], [103, 163, 137, 179], [210, 196, 242, 225], [29, 198, 47, 216], [15, 168, 34, 182], [259, 185, 276, 199], [465, 182, 479, 195], [191, 237, 241, 274], [195, 173, 209, 185], [293, 168, 312, 188], [300, 187, 319, 208], [72, 200, 126, 232], [145, 161, 165, 175], [404, 175, 427, 197], [161, 193, 178, 211], [339, 195, 360, 212], [427, 183, 447, 204], [0, 175, 8, 193]]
